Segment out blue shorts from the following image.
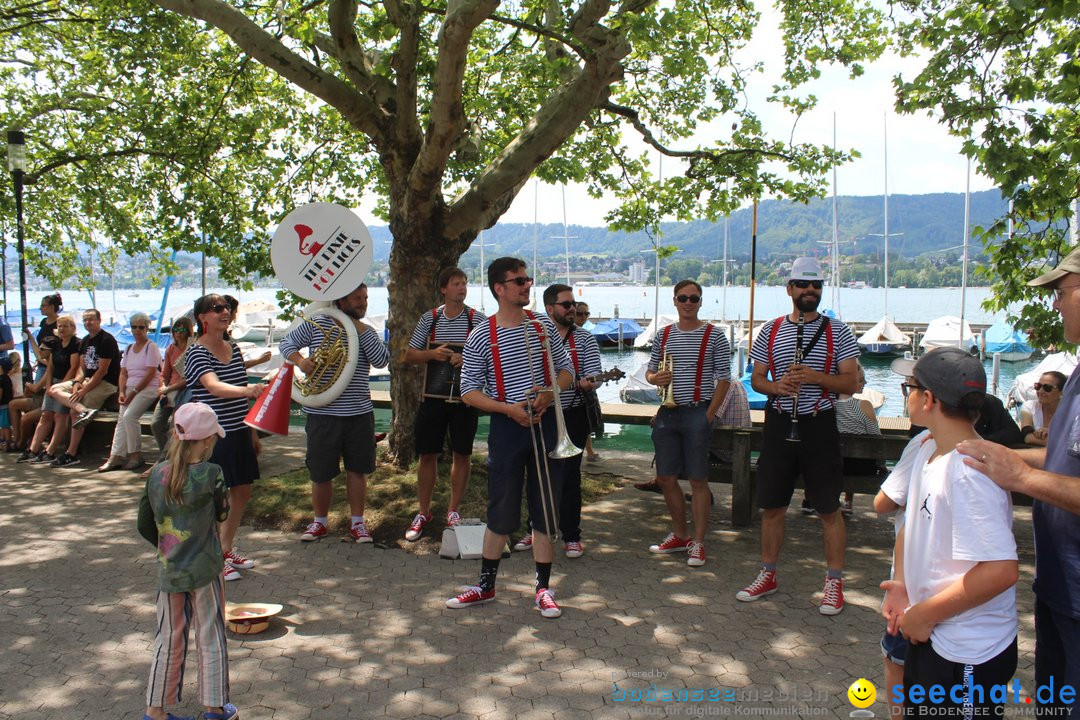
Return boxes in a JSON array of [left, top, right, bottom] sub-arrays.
[[485, 413, 563, 536], [652, 404, 711, 480], [881, 631, 908, 665], [0, 407, 9, 429]]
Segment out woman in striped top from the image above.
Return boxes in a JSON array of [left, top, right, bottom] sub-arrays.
[[185, 294, 265, 582]]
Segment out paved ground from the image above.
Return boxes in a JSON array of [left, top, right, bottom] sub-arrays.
[[0, 425, 1038, 720]]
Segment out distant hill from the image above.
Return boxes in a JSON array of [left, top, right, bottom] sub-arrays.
[[368, 189, 1010, 262]]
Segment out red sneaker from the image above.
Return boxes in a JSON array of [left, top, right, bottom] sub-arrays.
[[687, 542, 706, 567], [446, 511, 462, 527], [350, 520, 373, 543], [820, 576, 844, 615], [534, 589, 562, 618], [404, 513, 433, 542], [224, 548, 254, 569], [513, 533, 533, 552], [446, 586, 495, 609], [300, 521, 328, 542], [736, 568, 778, 602], [649, 533, 692, 554]]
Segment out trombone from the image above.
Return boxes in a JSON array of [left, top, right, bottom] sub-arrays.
[[658, 353, 678, 408], [523, 320, 582, 542]]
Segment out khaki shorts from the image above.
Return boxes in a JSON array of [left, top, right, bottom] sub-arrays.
[[51, 379, 119, 410]]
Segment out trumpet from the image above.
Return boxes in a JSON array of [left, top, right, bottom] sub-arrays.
[[659, 353, 678, 408]]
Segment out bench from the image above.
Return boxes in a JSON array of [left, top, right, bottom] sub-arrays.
[[709, 427, 913, 526]]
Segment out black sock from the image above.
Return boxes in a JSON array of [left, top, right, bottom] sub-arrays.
[[535, 562, 552, 592], [479, 557, 500, 593]]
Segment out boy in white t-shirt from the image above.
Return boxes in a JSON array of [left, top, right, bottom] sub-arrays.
[[881, 348, 1018, 716]]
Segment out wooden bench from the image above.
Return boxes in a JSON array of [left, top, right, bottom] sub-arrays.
[[709, 426, 913, 526]]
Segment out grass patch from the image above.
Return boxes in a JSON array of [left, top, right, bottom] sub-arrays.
[[245, 451, 625, 553]]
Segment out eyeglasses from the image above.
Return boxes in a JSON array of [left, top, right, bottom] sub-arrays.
[[130, 325, 147, 330], [791, 280, 824, 290], [173, 327, 189, 334], [900, 382, 924, 398], [675, 294, 702, 304], [1054, 282, 1080, 301], [498, 276, 533, 287], [1035, 383, 1061, 392], [551, 301, 576, 310], [206, 304, 230, 314]]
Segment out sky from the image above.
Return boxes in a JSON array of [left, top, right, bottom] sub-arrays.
[[496, 6, 995, 228]]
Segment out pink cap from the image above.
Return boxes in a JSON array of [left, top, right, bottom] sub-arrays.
[[173, 402, 226, 441]]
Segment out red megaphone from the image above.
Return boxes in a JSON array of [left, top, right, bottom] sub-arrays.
[[244, 363, 294, 436]]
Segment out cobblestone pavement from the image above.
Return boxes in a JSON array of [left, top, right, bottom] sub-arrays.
[[1, 428, 1037, 719]]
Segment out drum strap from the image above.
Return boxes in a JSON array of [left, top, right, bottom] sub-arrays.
[[430, 306, 475, 343]]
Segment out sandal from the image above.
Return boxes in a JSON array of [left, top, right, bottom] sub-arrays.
[[203, 703, 238, 720], [122, 458, 147, 471], [97, 457, 126, 473]]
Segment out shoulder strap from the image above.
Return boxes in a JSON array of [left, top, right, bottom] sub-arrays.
[[488, 315, 505, 402], [429, 307, 440, 343], [523, 310, 551, 386], [766, 316, 785, 381], [660, 324, 673, 356], [693, 324, 714, 404], [467, 307, 475, 332]]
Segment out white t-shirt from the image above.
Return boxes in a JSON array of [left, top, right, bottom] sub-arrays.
[[880, 430, 935, 536], [902, 443, 1018, 664]]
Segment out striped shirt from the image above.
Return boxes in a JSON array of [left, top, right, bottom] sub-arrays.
[[279, 314, 390, 417], [647, 323, 732, 405], [408, 305, 486, 349], [835, 396, 880, 435], [749, 314, 860, 415], [185, 343, 250, 432], [460, 313, 574, 405], [561, 325, 603, 409]]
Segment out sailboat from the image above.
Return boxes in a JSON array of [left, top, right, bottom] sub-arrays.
[[858, 115, 911, 356], [983, 320, 1033, 362]]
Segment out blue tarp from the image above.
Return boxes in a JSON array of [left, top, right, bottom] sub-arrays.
[[984, 320, 1033, 356], [590, 317, 644, 345]]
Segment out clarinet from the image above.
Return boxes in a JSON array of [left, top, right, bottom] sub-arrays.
[[786, 312, 805, 442]]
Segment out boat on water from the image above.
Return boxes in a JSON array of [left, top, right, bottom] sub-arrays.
[[632, 314, 678, 350], [230, 299, 292, 343], [590, 317, 644, 347], [983, 320, 1033, 362], [619, 363, 658, 404], [920, 315, 977, 352], [857, 316, 911, 356]]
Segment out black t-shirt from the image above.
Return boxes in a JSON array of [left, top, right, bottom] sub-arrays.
[[49, 337, 78, 383], [35, 318, 57, 370], [77, 331, 121, 386]]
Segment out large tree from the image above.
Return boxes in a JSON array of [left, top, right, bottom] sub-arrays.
[[889, 0, 1080, 348], [0, 0, 885, 462]]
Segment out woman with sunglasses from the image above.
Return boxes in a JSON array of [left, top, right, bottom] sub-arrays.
[[98, 312, 162, 472], [185, 294, 265, 582], [144, 315, 196, 478], [1020, 371, 1067, 446]]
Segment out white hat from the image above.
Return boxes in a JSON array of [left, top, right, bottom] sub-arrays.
[[789, 257, 824, 282]]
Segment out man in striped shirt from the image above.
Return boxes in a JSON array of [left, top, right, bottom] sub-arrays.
[[402, 266, 486, 541], [513, 284, 602, 558], [446, 257, 574, 619], [645, 280, 731, 568], [280, 283, 390, 544], [739, 257, 860, 614]]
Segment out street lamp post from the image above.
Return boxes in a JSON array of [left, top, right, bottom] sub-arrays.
[[7, 130, 30, 371]]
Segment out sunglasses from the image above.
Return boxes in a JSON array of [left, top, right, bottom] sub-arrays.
[[173, 327, 189, 334], [1035, 383, 1061, 392], [576, 311, 590, 317], [130, 325, 147, 330], [205, 304, 230, 314], [675, 294, 702, 304], [498, 276, 533, 287], [551, 301, 577, 310], [791, 280, 824, 290], [900, 382, 924, 398]]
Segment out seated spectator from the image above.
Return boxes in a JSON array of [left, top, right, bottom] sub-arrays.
[[45, 309, 121, 467], [1020, 371, 1066, 446], [18, 319, 78, 464], [834, 361, 882, 516], [9, 293, 62, 451], [97, 313, 161, 472]]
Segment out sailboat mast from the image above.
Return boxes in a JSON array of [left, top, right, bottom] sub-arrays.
[[561, 185, 570, 286], [722, 214, 729, 322], [532, 181, 539, 308], [831, 113, 840, 315], [883, 113, 889, 319], [960, 157, 971, 349]]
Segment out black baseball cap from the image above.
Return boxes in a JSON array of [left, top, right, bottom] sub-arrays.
[[891, 347, 986, 409]]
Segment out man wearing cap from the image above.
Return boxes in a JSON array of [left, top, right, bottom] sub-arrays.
[[738, 257, 860, 614], [959, 247, 1080, 713]]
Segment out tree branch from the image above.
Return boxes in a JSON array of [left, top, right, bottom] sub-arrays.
[[149, 0, 385, 136]]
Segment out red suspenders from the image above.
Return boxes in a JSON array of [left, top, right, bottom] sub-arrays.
[[658, 323, 714, 404], [489, 312, 550, 402], [765, 315, 835, 413]]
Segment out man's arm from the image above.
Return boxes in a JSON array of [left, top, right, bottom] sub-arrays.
[[958, 438, 1080, 513]]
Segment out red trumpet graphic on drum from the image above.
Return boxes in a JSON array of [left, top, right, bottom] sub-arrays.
[[296, 224, 323, 256]]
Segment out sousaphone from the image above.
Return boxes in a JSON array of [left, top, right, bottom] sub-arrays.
[[246, 203, 373, 433]]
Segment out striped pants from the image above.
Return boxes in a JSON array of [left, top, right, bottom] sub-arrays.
[[146, 576, 230, 708]]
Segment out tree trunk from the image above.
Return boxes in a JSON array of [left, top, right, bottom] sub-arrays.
[[384, 217, 477, 467]]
